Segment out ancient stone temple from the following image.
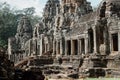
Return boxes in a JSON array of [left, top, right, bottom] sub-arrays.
[[8, 0, 120, 79], [8, 16, 33, 63]]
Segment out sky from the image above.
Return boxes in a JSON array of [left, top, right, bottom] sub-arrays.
[[0, 0, 102, 16]]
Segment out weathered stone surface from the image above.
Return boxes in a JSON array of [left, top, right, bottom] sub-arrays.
[[7, 0, 120, 79], [8, 16, 33, 63]]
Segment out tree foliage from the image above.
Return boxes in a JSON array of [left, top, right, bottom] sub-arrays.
[[0, 2, 41, 47]]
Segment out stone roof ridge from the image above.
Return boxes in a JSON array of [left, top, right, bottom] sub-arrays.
[[77, 11, 97, 23]]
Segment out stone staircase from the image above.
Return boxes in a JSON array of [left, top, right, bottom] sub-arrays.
[[79, 54, 107, 78]]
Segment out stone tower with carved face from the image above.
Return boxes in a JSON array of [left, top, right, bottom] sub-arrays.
[[15, 16, 33, 50], [98, 0, 120, 17], [61, 0, 92, 14], [42, 0, 60, 27]]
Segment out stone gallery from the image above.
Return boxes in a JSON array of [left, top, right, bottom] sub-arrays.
[[7, 0, 120, 79]]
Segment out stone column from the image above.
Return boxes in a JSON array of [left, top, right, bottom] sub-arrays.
[[28, 40, 31, 56], [78, 39, 80, 55], [109, 33, 112, 52], [78, 39, 82, 55], [71, 40, 74, 55], [118, 32, 120, 52], [104, 26, 110, 55], [40, 35, 45, 56], [53, 40, 56, 56], [48, 43, 50, 51], [56, 41, 59, 55], [65, 40, 68, 56], [35, 39, 38, 55], [80, 39, 82, 54], [85, 38, 88, 54], [93, 28, 97, 53], [45, 44, 47, 53], [60, 40, 62, 55]]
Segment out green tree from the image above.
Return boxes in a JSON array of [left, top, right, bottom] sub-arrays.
[[23, 7, 35, 16], [0, 2, 41, 47]]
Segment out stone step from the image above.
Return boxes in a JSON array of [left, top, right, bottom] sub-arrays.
[[79, 68, 106, 77]]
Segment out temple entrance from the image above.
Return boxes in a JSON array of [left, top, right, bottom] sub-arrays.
[[112, 33, 118, 51], [81, 39, 85, 54], [67, 40, 71, 55], [88, 28, 94, 53], [73, 40, 78, 55]]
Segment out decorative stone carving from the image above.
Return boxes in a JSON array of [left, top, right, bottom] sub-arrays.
[[99, 44, 106, 55], [16, 16, 33, 50]]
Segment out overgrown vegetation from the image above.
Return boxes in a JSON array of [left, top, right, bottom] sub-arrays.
[[0, 2, 41, 47]]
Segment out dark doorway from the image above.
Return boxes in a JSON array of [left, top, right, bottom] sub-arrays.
[[67, 40, 71, 55], [81, 39, 85, 54], [58, 42, 60, 54], [88, 29, 94, 53], [100, 28, 104, 44], [54, 41, 56, 55], [112, 33, 118, 51], [73, 40, 78, 55]]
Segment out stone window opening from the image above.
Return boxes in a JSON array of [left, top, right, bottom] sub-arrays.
[[81, 38, 85, 54], [54, 41, 56, 55], [67, 40, 71, 55], [58, 42, 60, 54], [112, 33, 118, 51]]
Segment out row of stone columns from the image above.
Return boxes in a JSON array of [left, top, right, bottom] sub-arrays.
[[35, 26, 119, 56], [53, 38, 89, 56], [53, 38, 65, 56], [53, 28, 98, 56], [39, 35, 53, 55], [10, 53, 23, 64]]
